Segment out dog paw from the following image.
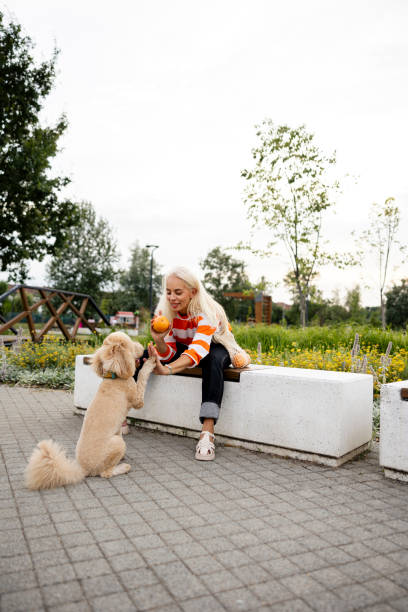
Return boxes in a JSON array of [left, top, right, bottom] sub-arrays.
[[100, 469, 113, 478], [113, 463, 131, 475], [145, 356, 156, 370]]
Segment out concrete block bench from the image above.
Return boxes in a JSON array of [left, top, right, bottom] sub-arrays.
[[74, 355, 373, 466], [380, 380, 408, 481]]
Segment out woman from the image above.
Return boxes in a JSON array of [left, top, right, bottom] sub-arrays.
[[135, 266, 250, 461]]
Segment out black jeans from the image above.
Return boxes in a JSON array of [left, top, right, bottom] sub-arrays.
[[134, 341, 231, 424]]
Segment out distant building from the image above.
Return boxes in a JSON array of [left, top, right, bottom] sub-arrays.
[[274, 302, 291, 311], [110, 311, 136, 326]]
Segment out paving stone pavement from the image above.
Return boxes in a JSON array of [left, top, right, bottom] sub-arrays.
[[1, 385, 408, 612]]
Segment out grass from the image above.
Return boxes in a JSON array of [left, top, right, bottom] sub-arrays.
[[232, 323, 408, 353], [247, 345, 408, 393], [1, 324, 406, 398]]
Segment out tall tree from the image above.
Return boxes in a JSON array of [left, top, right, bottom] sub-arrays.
[[0, 11, 79, 281], [46, 202, 120, 301], [345, 285, 365, 323], [200, 246, 251, 319], [356, 198, 407, 329], [119, 243, 162, 312], [240, 120, 353, 327], [386, 279, 408, 329]]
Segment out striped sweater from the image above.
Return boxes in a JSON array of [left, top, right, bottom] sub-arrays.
[[157, 313, 219, 367]]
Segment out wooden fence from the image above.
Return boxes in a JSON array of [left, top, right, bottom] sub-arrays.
[[0, 285, 109, 342]]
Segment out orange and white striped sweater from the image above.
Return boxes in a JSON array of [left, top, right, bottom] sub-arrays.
[[157, 313, 220, 367]]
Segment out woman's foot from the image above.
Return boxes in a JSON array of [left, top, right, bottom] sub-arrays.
[[121, 420, 129, 435], [195, 431, 215, 461]]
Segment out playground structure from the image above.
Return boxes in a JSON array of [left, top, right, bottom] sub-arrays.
[[0, 285, 109, 342], [223, 291, 272, 324]]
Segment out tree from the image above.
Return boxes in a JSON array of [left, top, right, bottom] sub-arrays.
[[0, 11, 79, 281], [240, 120, 353, 327], [345, 285, 366, 323], [118, 242, 162, 313], [46, 202, 120, 301], [356, 198, 407, 330], [386, 279, 408, 328], [200, 246, 251, 319]]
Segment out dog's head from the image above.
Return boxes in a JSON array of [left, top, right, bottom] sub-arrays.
[[91, 332, 144, 379]]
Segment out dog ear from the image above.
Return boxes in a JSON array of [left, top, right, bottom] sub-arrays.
[[133, 342, 144, 359], [102, 338, 135, 379], [109, 344, 135, 379], [90, 346, 105, 378]]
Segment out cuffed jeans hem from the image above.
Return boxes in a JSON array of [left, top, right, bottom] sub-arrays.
[[199, 401, 220, 424]]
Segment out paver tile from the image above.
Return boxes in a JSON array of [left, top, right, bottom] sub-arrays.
[[3, 387, 408, 612], [280, 572, 326, 597], [180, 594, 225, 612], [154, 561, 209, 599], [261, 556, 299, 578], [73, 558, 112, 578], [364, 555, 404, 575], [0, 587, 44, 612], [47, 602, 91, 612], [66, 544, 103, 562], [36, 563, 76, 586], [42, 580, 83, 607], [333, 583, 382, 607], [0, 569, 38, 593], [392, 597, 408, 612], [183, 554, 224, 575], [81, 574, 123, 598], [130, 584, 174, 610], [200, 569, 243, 593], [267, 599, 313, 611], [362, 576, 408, 600], [303, 589, 356, 611], [89, 592, 135, 612], [142, 545, 179, 565], [118, 567, 159, 588], [216, 586, 260, 610]]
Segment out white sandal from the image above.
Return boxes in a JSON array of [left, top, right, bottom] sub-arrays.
[[195, 431, 215, 461], [121, 420, 129, 435]]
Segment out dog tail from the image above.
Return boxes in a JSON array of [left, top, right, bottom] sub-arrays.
[[25, 439, 85, 490]]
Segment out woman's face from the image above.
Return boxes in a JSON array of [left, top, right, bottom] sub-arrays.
[[166, 275, 196, 315]]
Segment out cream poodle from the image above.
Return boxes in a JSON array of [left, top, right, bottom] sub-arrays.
[[25, 332, 155, 490]]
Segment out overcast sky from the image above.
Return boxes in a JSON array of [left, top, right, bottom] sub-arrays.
[[3, 0, 408, 305]]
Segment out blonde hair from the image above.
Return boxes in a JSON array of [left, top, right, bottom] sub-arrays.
[[155, 266, 229, 331]]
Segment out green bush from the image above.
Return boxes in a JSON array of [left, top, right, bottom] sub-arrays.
[[0, 331, 152, 390]]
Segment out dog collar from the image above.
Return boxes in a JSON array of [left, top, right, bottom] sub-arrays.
[[103, 371, 117, 379]]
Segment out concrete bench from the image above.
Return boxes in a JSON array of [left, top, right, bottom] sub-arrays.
[[379, 380, 408, 481], [74, 355, 373, 466]]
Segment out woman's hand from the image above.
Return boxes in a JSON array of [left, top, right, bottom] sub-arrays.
[[147, 344, 194, 376], [147, 343, 172, 375], [150, 314, 171, 349]]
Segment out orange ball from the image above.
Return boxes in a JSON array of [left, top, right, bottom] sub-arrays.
[[152, 315, 170, 333], [232, 352, 250, 368]]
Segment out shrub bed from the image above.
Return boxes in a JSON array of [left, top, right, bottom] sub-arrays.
[[247, 345, 408, 393], [233, 323, 408, 353], [1, 328, 406, 397], [0, 332, 150, 389]]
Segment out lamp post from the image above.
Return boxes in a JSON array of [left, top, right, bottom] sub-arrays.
[[146, 244, 158, 320]]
